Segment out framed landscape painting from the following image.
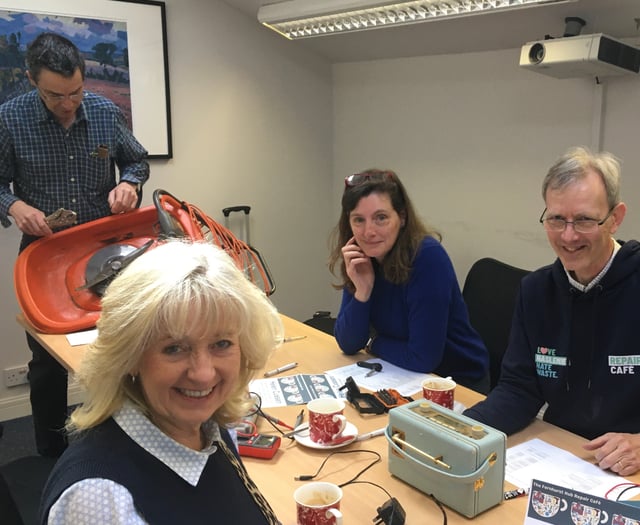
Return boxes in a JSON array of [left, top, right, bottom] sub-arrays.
[[0, 0, 172, 158]]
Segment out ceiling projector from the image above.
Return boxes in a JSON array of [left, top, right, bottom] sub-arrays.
[[519, 33, 640, 79]]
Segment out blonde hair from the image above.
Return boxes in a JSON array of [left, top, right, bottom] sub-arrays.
[[68, 240, 283, 432]]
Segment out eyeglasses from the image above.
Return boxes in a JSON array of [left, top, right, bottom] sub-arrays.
[[539, 207, 615, 234], [344, 171, 393, 188], [37, 87, 84, 104]]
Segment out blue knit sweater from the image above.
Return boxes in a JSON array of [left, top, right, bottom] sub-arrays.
[[335, 236, 488, 383]]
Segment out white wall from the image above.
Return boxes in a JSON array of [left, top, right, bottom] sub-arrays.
[[0, 0, 335, 420], [332, 44, 640, 312], [3, 4, 639, 420]]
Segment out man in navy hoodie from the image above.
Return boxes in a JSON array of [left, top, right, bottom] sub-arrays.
[[465, 146, 640, 476]]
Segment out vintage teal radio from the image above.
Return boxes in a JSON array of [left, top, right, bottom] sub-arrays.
[[385, 400, 506, 518]]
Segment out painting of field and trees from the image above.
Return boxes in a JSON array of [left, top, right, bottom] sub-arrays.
[[0, 10, 133, 128]]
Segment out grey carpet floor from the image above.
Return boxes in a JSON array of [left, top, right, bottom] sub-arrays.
[[0, 415, 38, 464], [1, 416, 52, 525]]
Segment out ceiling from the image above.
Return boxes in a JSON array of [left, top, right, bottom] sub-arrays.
[[222, 0, 640, 62]]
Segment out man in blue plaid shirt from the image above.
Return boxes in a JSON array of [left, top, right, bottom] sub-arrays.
[[0, 32, 150, 457]]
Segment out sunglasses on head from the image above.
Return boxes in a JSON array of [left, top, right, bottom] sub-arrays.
[[344, 171, 394, 188]]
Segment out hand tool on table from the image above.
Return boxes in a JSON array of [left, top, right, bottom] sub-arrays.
[[357, 360, 383, 377]]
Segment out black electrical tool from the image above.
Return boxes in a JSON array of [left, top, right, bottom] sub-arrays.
[[373, 497, 406, 525], [340, 376, 386, 414]]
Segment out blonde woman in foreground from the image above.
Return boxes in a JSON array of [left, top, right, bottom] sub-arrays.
[[40, 240, 283, 524]]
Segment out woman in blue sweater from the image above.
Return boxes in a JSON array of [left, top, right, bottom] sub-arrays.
[[329, 169, 489, 393]]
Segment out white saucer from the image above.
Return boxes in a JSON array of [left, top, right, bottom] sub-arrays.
[[293, 421, 358, 449]]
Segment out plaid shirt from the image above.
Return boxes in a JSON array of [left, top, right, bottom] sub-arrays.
[[0, 89, 149, 228]]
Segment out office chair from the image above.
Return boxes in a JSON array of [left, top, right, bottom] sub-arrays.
[[303, 311, 336, 335], [462, 258, 530, 391]]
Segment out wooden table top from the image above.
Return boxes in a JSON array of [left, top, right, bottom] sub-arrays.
[[17, 313, 638, 524]]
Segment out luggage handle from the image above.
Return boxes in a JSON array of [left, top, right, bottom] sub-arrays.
[[222, 205, 251, 245], [386, 429, 497, 483], [222, 205, 251, 217]]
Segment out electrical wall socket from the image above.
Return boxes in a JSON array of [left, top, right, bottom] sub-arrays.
[[4, 365, 29, 387]]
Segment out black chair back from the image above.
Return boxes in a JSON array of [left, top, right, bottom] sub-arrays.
[[303, 311, 336, 335], [462, 258, 530, 391]]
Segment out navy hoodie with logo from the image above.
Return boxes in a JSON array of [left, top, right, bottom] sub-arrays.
[[464, 240, 640, 439]]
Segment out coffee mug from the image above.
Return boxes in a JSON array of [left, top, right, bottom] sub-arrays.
[[294, 481, 343, 525], [307, 398, 347, 444], [421, 376, 456, 410]]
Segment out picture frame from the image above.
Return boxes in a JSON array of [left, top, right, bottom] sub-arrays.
[[0, 0, 173, 159]]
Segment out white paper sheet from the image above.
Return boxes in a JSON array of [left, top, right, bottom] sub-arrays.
[[65, 328, 98, 346], [324, 358, 431, 396], [506, 438, 640, 499]]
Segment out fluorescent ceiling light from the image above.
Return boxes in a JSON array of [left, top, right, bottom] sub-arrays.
[[258, 0, 576, 40]]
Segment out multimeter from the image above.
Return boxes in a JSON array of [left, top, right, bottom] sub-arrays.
[[237, 433, 281, 459]]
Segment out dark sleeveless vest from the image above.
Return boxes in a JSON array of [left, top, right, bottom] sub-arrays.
[[40, 418, 272, 524]]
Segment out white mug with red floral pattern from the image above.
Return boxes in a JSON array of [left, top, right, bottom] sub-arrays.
[[294, 481, 343, 525], [307, 398, 347, 445]]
